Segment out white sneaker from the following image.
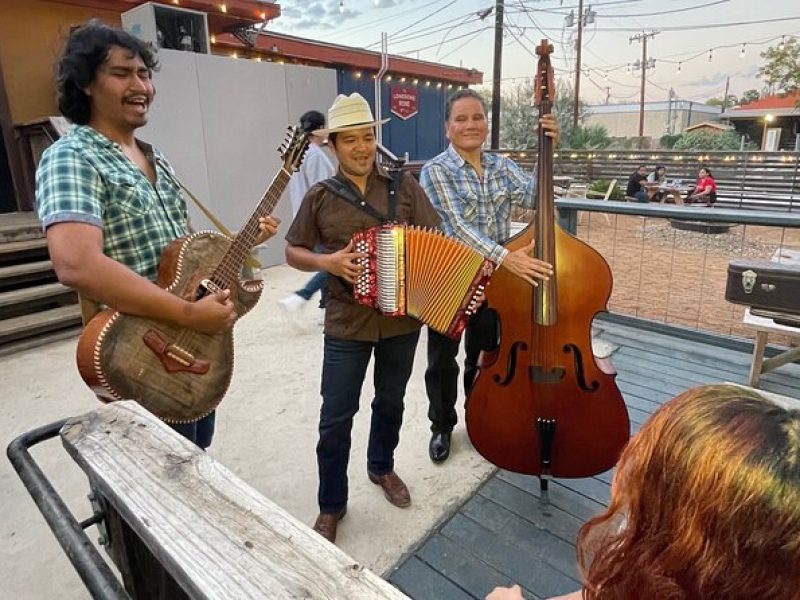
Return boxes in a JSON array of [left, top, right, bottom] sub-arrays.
[[279, 293, 306, 312]]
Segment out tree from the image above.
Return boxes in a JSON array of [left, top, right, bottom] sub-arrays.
[[739, 89, 760, 105], [758, 36, 800, 92], [672, 130, 747, 151], [705, 94, 738, 108], [567, 124, 611, 149], [479, 78, 592, 149]]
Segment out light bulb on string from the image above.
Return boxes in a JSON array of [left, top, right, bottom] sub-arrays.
[[708, 49, 713, 62], [779, 36, 786, 50], [339, 0, 344, 14], [676, 62, 682, 74], [740, 43, 746, 58]]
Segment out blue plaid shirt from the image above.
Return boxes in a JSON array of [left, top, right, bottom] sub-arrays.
[[36, 125, 187, 281], [419, 144, 537, 264]]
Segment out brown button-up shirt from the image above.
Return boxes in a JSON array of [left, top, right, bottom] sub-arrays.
[[286, 165, 441, 342]]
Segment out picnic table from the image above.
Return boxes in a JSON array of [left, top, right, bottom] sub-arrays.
[[643, 181, 691, 205], [741, 248, 800, 387]]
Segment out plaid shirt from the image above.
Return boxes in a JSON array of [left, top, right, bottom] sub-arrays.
[[36, 125, 187, 281], [419, 144, 537, 264]]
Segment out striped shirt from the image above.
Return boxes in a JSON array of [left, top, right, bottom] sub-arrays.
[[36, 125, 187, 281], [419, 144, 537, 264]]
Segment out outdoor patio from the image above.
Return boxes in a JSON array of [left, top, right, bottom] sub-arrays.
[[388, 316, 800, 600]]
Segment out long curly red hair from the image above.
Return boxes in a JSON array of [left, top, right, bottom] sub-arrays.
[[577, 384, 800, 599]]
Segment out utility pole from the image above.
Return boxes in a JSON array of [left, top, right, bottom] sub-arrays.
[[565, 2, 595, 129], [572, 0, 584, 129], [490, 0, 504, 149], [629, 31, 659, 144], [721, 75, 730, 113]]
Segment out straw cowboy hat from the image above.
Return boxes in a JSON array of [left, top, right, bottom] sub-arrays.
[[319, 93, 390, 134]]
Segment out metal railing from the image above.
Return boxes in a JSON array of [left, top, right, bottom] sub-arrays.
[[548, 199, 800, 348]]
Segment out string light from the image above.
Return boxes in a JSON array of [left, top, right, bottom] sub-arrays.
[[220, 3, 227, 13], [210, 34, 216, 44], [354, 71, 362, 79], [740, 43, 746, 58], [779, 35, 786, 50], [707, 49, 713, 62], [339, 0, 344, 14], [676, 62, 682, 74]]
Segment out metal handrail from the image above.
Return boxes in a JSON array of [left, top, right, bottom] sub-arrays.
[[7, 421, 130, 600]]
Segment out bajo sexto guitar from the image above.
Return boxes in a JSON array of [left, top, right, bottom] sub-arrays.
[[76, 127, 309, 423]]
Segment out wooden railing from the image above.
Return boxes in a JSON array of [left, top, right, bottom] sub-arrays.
[[503, 149, 800, 211]]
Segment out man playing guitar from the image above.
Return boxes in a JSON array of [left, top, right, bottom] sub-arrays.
[[35, 20, 279, 449]]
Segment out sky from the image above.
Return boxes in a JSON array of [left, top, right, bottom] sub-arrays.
[[266, 0, 800, 106]]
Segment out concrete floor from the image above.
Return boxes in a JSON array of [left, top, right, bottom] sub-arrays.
[[1, 264, 495, 599]]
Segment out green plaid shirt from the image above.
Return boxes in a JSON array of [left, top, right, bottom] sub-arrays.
[[36, 125, 188, 281]]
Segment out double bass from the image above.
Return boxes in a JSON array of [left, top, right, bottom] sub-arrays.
[[465, 40, 629, 495]]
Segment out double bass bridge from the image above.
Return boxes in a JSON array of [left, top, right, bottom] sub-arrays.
[[529, 365, 565, 383], [528, 344, 599, 391]]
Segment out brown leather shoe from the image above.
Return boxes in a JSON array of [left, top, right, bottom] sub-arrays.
[[368, 470, 411, 508], [312, 507, 346, 543]]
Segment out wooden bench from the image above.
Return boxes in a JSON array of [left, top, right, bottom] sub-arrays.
[[60, 401, 408, 600]]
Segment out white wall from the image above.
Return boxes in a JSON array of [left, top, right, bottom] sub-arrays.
[[142, 49, 337, 267]]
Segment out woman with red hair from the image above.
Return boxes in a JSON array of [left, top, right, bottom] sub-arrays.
[[488, 384, 800, 600]]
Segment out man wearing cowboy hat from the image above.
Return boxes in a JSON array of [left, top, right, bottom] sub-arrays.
[[285, 93, 441, 544]]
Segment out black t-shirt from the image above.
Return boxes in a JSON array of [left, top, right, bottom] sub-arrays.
[[626, 172, 647, 197]]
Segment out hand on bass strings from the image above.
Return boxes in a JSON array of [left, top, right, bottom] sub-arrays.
[[500, 240, 553, 286], [255, 215, 281, 245], [182, 289, 237, 334], [324, 240, 367, 284], [539, 113, 560, 146]]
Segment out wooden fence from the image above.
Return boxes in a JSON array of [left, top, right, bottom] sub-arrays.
[[500, 149, 800, 211]]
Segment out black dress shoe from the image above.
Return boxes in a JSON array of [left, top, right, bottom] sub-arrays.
[[429, 431, 451, 463]]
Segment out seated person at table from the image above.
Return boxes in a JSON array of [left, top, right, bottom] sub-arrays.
[[685, 166, 717, 205], [646, 164, 667, 201], [624, 164, 648, 202], [486, 383, 800, 600]]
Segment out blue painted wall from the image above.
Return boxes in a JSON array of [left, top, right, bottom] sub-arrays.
[[338, 70, 457, 161]]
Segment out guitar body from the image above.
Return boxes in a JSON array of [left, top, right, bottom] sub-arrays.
[[76, 231, 263, 423]]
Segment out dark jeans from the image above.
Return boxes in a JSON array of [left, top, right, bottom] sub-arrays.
[[425, 304, 498, 434], [171, 411, 215, 449], [317, 330, 420, 513], [295, 271, 328, 307]]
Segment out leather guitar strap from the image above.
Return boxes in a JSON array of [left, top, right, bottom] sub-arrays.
[[319, 170, 403, 290]]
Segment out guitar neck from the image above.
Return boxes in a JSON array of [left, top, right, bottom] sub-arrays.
[[213, 167, 292, 287]]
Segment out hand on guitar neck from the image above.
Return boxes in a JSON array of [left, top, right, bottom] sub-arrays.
[[499, 239, 553, 286]]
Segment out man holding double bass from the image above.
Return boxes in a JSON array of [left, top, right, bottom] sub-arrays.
[[420, 88, 559, 463]]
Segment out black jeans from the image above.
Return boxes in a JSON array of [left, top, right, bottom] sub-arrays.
[[425, 304, 498, 434], [171, 411, 215, 449], [317, 330, 420, 513]]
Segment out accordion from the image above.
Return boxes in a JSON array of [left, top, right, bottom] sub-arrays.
[[351, 224, 495, 338]]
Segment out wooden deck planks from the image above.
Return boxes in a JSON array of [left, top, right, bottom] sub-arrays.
[[389, 318, 799, 599]]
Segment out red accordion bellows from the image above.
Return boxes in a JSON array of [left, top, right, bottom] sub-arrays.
[[351, 224, 494, 338]]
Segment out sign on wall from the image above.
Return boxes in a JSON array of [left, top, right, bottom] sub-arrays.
[[390, 85, 419, 120]]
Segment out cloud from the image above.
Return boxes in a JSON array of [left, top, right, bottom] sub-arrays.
[[689, 71, 729, 87], [276, 0, 363, 29]]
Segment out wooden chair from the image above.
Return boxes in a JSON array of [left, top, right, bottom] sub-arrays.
[[580, 179, 616, 225]]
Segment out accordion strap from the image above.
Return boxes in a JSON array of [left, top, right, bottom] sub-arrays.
[[321, 171, 401, 223]]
